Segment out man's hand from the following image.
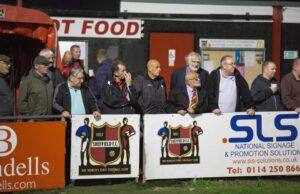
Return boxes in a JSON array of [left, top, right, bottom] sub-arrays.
[[62, 111, 71, 118], [177, 110, 187, 115], [187, 106, 195, 114], [93, 111, 101, 120], [295, 107, 300, 113], [270, 85, 278, 93], [124, 72, 132, 86], [212, 108, 221, 115], [246, 108, 255, 116], [126, 93, 130, 101]]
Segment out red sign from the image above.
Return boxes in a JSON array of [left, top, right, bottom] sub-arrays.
[[0, 122, 65, 192], [52, 17, 142, 39]]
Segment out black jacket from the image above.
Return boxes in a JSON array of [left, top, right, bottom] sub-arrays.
[[53, 82, 99, 114], [0, 74, 13, 116], [101, 78, 137, 114], [168, 86, 208, 114], [170, 66, 209, 90], [133, 74, 167, 114], [251, 74, 283, 111], [207, 67, 254, 112]]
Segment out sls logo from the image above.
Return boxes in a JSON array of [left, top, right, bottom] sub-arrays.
[[0, 125, 17, 157]]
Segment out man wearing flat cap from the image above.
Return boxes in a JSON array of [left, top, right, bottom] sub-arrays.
[[0, 54, 14, 116], [19, 56, 54, 117]]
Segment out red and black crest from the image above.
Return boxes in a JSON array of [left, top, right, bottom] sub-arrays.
[[89, 122, 121, 166], [168, 125, 192, 157]]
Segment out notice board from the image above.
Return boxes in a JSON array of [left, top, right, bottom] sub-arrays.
[[199, 39, 265, 86]]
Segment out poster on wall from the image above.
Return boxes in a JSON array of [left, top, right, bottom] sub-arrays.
[[199, 39, 265, 86], [70, 115, 140, 180], [0, 122, 65, 192], [143, 112, 300, 180]]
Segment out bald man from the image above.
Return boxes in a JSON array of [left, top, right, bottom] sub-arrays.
[[133, 59, 167, 114]]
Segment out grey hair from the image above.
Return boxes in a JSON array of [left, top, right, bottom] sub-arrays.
[[185, 52, 201, 64], [185, 71, 199, 81], [39, 48, 54, 58], [68, 68, 84, 80]]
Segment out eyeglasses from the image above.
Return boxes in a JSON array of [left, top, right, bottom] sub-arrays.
[[76, 76, 84, 80], [0, 61, 11, 66], [189, 78, 200, 81], [40, 63, 50, 66], [223, 62, 236, 66]]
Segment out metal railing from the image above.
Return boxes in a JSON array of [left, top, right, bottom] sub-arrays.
[[0, 114, 67, 121]]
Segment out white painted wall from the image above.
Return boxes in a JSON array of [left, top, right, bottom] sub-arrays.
[[121, 1, 300, 23]]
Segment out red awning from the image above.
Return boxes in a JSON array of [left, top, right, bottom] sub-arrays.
[[0, 4, 55, 48]]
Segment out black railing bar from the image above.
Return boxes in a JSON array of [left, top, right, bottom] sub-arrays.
[[0, 115, 68, 121]]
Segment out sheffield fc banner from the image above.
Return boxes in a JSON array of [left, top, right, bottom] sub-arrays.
[[143, 112, 300, 180], [71, 115, 140, 179]]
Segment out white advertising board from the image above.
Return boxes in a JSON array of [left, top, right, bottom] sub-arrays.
[[71, 115, 140, 179], [144, 112, 300, 180]]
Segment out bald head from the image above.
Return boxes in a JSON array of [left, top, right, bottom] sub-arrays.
[[147, 59, 161, 79], [63, 51, 72, 66], [293, 58, 300, 79]]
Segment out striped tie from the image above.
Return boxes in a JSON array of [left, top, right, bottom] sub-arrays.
[[191, 88, 197, 108]]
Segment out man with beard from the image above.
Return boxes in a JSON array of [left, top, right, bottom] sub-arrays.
[[168, 71, 208, 114], [170, 52, 209, 90], [101, 60, 136, 114]]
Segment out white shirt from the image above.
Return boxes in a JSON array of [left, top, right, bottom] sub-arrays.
[[218, 69, 237, 112]]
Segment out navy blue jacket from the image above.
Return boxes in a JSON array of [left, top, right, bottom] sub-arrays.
[[93, 58, 113, 110], [251, 74, 283, 111]]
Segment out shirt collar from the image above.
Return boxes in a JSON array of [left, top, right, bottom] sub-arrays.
[[68, 82, 78, 91], [186, 85, 194, 93]]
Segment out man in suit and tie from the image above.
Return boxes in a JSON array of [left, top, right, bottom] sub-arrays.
[[170, 52, 209, 90], [168, 71, 208, 114]]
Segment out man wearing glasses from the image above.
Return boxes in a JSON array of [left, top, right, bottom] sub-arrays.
[[168, 71, 208, 114], [53, 67, 100, 118], [0, 54, 13, 116], [19, 56, 54, 117], [207, 55, 255, 115]]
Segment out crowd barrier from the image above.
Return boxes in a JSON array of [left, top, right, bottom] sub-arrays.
[[1, 112, 299, 192]]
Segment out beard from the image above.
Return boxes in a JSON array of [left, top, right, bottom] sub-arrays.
[[193, 82, 201, 87], [189, 65, 199, 72]]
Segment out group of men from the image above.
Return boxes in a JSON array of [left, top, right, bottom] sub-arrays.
[[1, 49, 300, 119]]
